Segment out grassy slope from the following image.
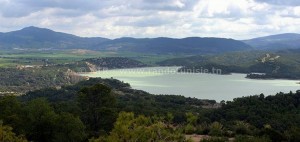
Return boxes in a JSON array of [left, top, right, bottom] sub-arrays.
[[0, 50, 187, 67]]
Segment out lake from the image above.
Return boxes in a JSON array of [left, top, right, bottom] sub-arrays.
[[81, 67, 300, 102]]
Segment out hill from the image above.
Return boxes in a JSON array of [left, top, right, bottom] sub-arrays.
[[0, 27, 253, 54], [0, 57, 147, 93], [243, 33, 300, 50], [0, 26, 110, 50], [158, 50, 300, 79], [97, 37, 253, 54]]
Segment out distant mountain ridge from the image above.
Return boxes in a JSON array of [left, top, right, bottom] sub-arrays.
[[99, 37, 252, 54], [0, 26, 110, 50], [243, 33, 300, 50], [0, 26, 253, 54]]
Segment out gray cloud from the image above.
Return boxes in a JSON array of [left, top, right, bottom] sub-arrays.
[[116, 16, 172, 27], [133, 0, 198, 11], [133, 18, 171, 27], [0, 0, 198, 18], [0, 1, 35, 17], [0, 0, 124, 17], [14, 0, 117, 10], [254, 0, 300, 6], [0, 0, 300, 39]]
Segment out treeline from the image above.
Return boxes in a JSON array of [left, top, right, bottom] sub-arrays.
[[0, 57, 148, 93], [82, 57, 147, 70], [0, 78, 214, 141], [158, 52, 300, 79], [0, 67, 82, 93], [207, 92, 300, 142], [22, 78, 215, 121], [1, 78, 300, 141]]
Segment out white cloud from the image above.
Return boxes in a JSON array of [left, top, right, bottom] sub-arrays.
[[0, 0, 300, 39], [254, 0, 300, 6]]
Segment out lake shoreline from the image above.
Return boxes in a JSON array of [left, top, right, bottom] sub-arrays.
[[80, 66, 300, 82], [81, 66, 299, 102]]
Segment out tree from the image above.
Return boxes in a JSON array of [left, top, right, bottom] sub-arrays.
[[53, 113, 86, 142], [209, 122, 223, 136], [0, 96, 24, 134], [185, 112, 198, 134], [91, 112, 186, 142], [24, 98, 58, 142], [233, 121, 253, 135], [0, 120, 27, 142], [186, 112, 197, 125], [78, 84, 117, 136]]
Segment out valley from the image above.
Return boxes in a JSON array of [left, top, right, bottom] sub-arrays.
[[1, 27, 300, 142], [3, 0, 300, 141]]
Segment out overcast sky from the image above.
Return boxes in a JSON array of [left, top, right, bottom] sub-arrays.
[[0, 0, 300, 39]]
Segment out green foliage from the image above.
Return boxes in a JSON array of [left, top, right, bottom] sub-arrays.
[[186, 112, 198, 125], [78, 84, 117, 136], [1, 77, 300, 141], [158, 50, 300, 79], [0, 121, 27, 142], [184, 112, 198, 134], [285, 127, 300, 142], [185, 124, 196, 134], [261, 127, 287, 142], [92, 112, 186, 142], [0, 56, 147, 93], [0, 96, 24, 134], [83, 57, 146, 69], [0, 66, 82, 93], [166, 112, 174, 124], [23, 98, 58, 142], [195, 123, 210, 135], [22, 77, 214, 125], [0, 96, 86, 142], [232, 121, 253, 135], [208, 91, 300, 141], [209, 122, 224, 136], [53, 113, 86, 142]]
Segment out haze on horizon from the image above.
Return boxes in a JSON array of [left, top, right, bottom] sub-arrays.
[[1, 0, 300, 39]]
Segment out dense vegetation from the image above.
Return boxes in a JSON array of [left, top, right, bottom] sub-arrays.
[[158, 50, 300, 79], [1, 27, 300, 141], [1, 78, 300, 141], [0, 57, 147, 93], [0, 66, 80, 93], [82, 57, 147, 70]]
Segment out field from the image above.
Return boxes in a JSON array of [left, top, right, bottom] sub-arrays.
[[0, 49, 185, 67]]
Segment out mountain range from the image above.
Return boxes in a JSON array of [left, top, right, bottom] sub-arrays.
[[0, 26, 251, 54], [0, 26, 109, 50], [243, 33, 300, 50], [0, 26, 299, 54], [98, 37, 252, 54]]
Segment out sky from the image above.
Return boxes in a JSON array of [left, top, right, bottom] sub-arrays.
[[0, 0, 300, 39]]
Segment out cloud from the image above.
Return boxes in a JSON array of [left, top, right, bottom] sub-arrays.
[[115, 14, 173, 27], [254, 0, 300, 6], [132, 0, 198, 11], [0, 0, 300, 39], [277, 6, 300, 18]]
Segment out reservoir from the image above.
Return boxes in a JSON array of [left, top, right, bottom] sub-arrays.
[[81, 67, 300, 102]]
